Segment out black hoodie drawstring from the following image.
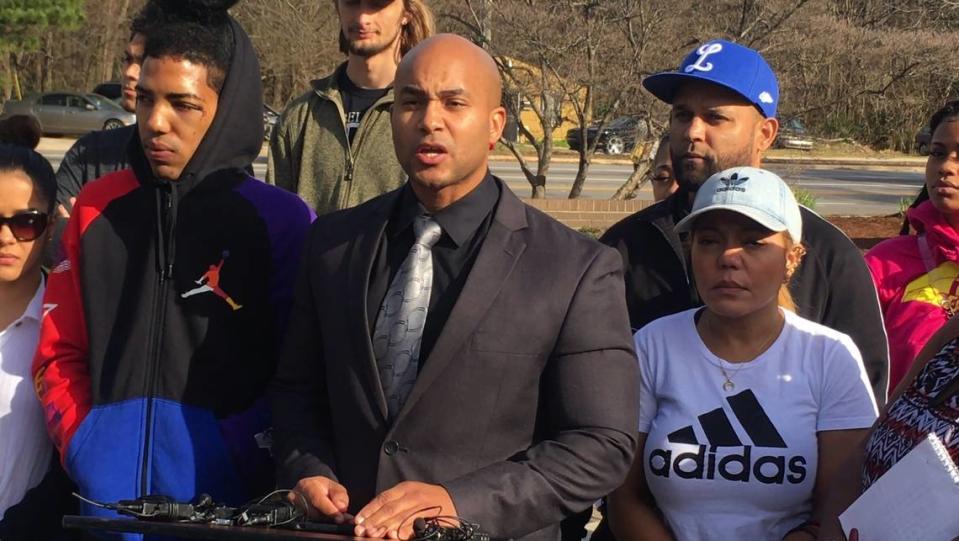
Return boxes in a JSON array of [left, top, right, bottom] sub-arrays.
[[154, 187, 165, 277], [166, 182, 178, 278], [154, 181, 178, 280]]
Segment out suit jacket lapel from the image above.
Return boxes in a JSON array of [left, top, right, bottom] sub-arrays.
[[393, 183, 528, 424], [346, 193, 397, 422]]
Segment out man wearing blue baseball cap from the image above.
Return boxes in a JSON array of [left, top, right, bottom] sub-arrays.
[[590, 38, 889, 541], [602, 39, 886, 397]]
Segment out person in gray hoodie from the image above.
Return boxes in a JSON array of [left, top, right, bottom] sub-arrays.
[[266, 0, 434, 215]]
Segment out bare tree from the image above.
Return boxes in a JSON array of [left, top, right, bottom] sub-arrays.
[[2, 0, 956, 160], [560, 0, 658, 199], [234, 0, 341, 108], [446, 0, 567, 198], [86, 0, 135, 89]]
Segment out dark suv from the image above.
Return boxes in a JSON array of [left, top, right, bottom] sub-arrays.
[[566, 116, 647, 155], [92, 81, 122, 102]]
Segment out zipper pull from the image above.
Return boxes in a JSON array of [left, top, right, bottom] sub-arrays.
[[346, 159, 354, 182]]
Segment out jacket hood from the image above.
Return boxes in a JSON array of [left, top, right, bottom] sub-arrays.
[[129, 16, 263, 193], [907, 200, 959, 263]]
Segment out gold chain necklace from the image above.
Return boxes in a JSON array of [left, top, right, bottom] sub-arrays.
[[702, 311, 782, 392]]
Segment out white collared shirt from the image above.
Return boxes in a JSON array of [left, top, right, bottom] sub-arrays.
[[0, 279, 53, 519]]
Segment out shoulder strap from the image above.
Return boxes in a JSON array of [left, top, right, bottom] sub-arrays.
[[918, 233, 936, 272]]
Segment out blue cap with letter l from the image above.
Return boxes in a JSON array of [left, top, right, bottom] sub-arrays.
[[642, 39, 779, 119]]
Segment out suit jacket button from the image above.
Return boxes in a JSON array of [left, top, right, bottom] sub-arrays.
[[384, 440, 400, 456]]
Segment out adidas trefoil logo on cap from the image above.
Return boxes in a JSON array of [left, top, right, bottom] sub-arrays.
[[649, 390, 808, 485], [717, 172, 749, 193]]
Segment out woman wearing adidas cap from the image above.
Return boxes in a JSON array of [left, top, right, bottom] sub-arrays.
[[607, 166, 878, 541]]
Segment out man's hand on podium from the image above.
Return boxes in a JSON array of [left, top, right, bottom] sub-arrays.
[[354, 481, 457, 539], [289, 476, 351, 524]]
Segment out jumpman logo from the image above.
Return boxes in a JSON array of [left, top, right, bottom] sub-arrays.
[[181, 251, 242, 311]]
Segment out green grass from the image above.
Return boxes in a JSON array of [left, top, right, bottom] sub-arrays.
[[899, 196, 913, 217], [791, 186, 817, 210], [577, 227, 604, 239]]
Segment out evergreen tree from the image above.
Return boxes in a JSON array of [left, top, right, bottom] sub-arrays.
[[0, 0, 83, 98]]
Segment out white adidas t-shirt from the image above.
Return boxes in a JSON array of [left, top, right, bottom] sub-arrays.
[[636, 308, 878, 541]]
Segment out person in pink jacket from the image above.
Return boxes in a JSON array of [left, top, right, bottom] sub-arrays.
[[866, 100, 959, 393]]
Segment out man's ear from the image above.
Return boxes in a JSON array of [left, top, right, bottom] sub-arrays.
[[489, 106, 507, 145], [756, 116, 779, 153]]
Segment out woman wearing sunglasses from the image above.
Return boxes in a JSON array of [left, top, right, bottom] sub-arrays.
[[0, 116, 74, 539]]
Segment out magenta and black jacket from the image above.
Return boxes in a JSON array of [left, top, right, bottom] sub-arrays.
[[866, 200, 959, 392]]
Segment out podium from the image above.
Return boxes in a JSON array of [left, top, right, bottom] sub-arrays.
[[64, 515, 358, 540]]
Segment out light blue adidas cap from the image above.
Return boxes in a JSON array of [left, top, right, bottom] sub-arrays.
[[643, 39, 779, 119], [675, 166, 802, 243]]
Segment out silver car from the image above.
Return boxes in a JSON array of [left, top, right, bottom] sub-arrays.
[[0, 91, 135, 135]]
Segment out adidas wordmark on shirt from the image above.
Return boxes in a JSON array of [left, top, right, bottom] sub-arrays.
[[636, 308, 878, 541]]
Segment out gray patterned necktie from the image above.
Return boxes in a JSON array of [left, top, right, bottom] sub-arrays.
[[373, 215, 443, 418]]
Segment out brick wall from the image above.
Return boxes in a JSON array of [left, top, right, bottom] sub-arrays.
[[521, 198, 879, 249], [521, 198, 651, 230]]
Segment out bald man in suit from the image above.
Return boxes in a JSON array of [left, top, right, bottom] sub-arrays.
[[270, 34, 638, 541]]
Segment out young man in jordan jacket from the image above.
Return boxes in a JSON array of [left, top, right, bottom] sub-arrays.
[[31, 4, 314, 531]]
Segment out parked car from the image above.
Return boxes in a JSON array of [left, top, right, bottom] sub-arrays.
[[566, 116, 648, 155], [92, 81, 122, 103], [775, 118, 814, 150], [0, 91, 135, 135], [916, 126, 931, 155], [263, 104, 279, 141]]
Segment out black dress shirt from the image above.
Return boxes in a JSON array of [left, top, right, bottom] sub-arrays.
[[367, 173, 500, 366]]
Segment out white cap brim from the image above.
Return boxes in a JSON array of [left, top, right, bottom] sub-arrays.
[[675, 204, 798, 242]]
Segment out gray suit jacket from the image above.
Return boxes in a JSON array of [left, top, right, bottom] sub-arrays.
[[270, 178, 638, 541]]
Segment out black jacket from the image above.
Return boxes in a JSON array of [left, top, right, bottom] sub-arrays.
[[55, 124, 135, 206], [46, 125, 135, 265], [0, 455, 78, 541], [600, 191, 890, 402]]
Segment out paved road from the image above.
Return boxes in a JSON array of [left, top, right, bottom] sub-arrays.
[[489, 161, 924, 216], [37, 137, 923, 216]]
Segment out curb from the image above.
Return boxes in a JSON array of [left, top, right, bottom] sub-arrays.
[[489, 154, 632, 166], [763, 156, 925, 167]]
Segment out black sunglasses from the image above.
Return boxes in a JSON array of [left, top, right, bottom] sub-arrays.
[[0, 210, 49, 241]]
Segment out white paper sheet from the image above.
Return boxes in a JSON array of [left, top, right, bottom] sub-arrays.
[[840, 433, 959, 541]]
